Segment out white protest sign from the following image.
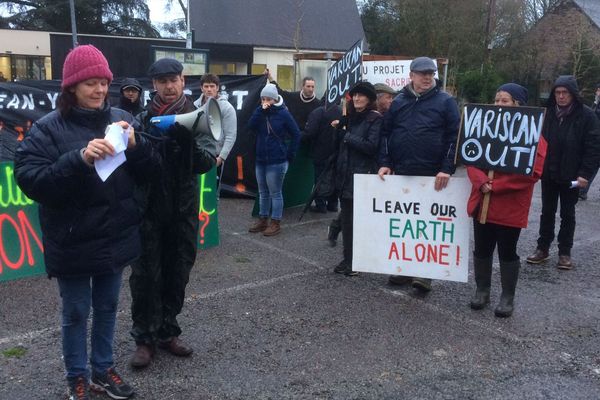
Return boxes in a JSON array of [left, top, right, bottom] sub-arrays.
[[352, 174, 470, 282], [362, 60, 438, 90]]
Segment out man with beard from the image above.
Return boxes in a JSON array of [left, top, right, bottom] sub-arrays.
[[129, 58, 216, 368]]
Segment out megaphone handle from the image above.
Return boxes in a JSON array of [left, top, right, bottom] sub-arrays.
[[191, 110, 204, 137]]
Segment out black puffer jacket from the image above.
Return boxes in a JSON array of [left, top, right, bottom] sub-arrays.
[[303, 105, 342, 164], [543, 75, 600, 183], [334, 109, 382, 199], [14, 104, 159, 278]]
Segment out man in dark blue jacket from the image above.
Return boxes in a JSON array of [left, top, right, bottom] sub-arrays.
[[378, 57, 460, 292]]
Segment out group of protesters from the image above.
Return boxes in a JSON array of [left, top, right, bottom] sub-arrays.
[[272, 59, 599, 323], [11, 44, 600, 400]]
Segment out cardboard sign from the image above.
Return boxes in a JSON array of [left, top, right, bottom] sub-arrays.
[[362, 59, 438, 90], [326, 39, 363, 107], [0, 162, 218, 282], [352, 174, 471, 282], [457, 104, 546, 175]]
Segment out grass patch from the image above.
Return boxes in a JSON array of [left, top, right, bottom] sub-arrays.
[[2, 346, 27, 358]]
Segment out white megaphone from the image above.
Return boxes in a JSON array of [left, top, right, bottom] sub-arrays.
[[149, 97, 222, 141]]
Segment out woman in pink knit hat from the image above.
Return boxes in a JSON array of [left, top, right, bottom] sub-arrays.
[[14, 45, 158, 400]]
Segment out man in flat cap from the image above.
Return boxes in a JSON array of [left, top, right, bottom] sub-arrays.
[[374, 83, 396, 114], [378, 56, 460, 292], [129, 58, 216, 368]]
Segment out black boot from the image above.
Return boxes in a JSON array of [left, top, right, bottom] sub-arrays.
[[495, 259, 521, 318], [470, 256, 493, 310]]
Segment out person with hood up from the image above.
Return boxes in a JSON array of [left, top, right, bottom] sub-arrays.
[[578, 83, 600, 200], [467, 83, 546, 318], [118, 78, 144, 116], [526, 75, 600, 269], [247, 83, 300, 236]]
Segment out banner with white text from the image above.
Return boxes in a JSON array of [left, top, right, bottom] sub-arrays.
[[352, 174, 471, 282], [326, 39, 363, 107]]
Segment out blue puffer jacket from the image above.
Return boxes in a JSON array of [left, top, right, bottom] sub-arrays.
[[248, 98, 301, 165], [14, 104, 159, 278], [379, 84, 460, 176]]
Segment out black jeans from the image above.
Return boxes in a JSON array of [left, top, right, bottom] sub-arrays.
[[340, 198, 354, 265], [537, 179, 579, 255], [473, 220, 521, 262]]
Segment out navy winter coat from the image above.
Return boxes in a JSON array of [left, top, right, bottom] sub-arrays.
[[248, 99, 301, 165], [14, 104, 159, 278], [379, 84, 460, 176]]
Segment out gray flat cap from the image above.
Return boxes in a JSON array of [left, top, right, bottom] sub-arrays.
[[148, 58, 184, 78], [410, 57, 437, 72], [374, 83, 396, 95]]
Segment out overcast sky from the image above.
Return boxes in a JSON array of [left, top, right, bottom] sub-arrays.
[[147, 0, 185, 25]]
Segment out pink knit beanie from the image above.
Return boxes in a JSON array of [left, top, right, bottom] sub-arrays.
[[61, 45, 113, 89]]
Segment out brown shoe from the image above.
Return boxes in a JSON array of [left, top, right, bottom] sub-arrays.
[[263, 219, 281, 236], [249, 217, 268, 233], [158, 337, 193, 357], [557, 255, 573, 270], [526, 248, 549, 264], [130, 343, 154, 368]]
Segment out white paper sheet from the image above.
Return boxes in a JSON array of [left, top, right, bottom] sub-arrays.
[[94, 124, 130, 182]]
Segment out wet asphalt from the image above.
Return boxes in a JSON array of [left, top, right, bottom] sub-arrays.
[[1, 168, 599, 399]]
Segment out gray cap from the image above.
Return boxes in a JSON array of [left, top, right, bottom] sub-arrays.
[[148, 58, 184, 78], [374, 83, 396, 95], [410, 57, 437, 73]]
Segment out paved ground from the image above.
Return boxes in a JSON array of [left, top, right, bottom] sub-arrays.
[[1, 170, 599, 399]]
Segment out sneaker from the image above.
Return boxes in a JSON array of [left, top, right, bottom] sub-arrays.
[[526, 248, 549, 264], [67, 376, 89, 400], [333, 261, 348, 274], [90, 368, 134, 400]]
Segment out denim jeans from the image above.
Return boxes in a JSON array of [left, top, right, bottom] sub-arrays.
[[256, 161, 288, 220], [57, 271, 123, 381]]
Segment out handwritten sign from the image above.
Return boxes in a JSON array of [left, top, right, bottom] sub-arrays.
[[457, 104, 546, 175], [352, 174, 471, 282], [326, 39, 363, 107], [362, 59, 438, 90], [0, 161, 218, 283]]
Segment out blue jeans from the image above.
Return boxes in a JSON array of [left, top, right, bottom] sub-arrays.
[[57, 271, 123, 381], [256, 161, 288, 220]]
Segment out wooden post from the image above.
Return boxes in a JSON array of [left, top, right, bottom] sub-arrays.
[[479, 170, 494, 224]]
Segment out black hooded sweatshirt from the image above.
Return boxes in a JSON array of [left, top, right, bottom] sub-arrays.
[[543, 75, 600, 183]]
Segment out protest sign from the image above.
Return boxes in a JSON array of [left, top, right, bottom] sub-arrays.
[[352, 174, 471, 282], [362, 59, 438, 90], [326, 39, 363, 107], [0, 161, 218, 283], [457, 104, 546, 175], [0, 75, 265, 195]]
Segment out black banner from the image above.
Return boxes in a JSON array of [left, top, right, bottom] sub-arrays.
[[457, 104, 546, 175], [326, 39, 363, 107], [0, 75, 266, 195]]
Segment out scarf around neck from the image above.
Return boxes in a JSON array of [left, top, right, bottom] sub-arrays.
[[150, 93, 188, 116]]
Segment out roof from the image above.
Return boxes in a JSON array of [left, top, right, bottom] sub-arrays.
[[189, 0, 365, 51], [573, 0, 600, 28]]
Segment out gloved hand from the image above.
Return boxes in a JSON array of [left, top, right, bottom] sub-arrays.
[[167, 122, 193, 149]]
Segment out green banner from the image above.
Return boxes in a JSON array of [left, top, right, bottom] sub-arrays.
[[0, 162, 219, 283]]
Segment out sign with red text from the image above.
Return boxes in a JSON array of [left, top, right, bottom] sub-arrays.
[[0, 161, 218, 282], [362, 59, 438, 90], [352, 174, 470, 282]]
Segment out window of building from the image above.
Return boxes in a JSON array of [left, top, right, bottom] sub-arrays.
[[0, 56, 10, 82], [277, 65, 294, 91], [251, 63, 266, 75], [209, 62, 236, 75]]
